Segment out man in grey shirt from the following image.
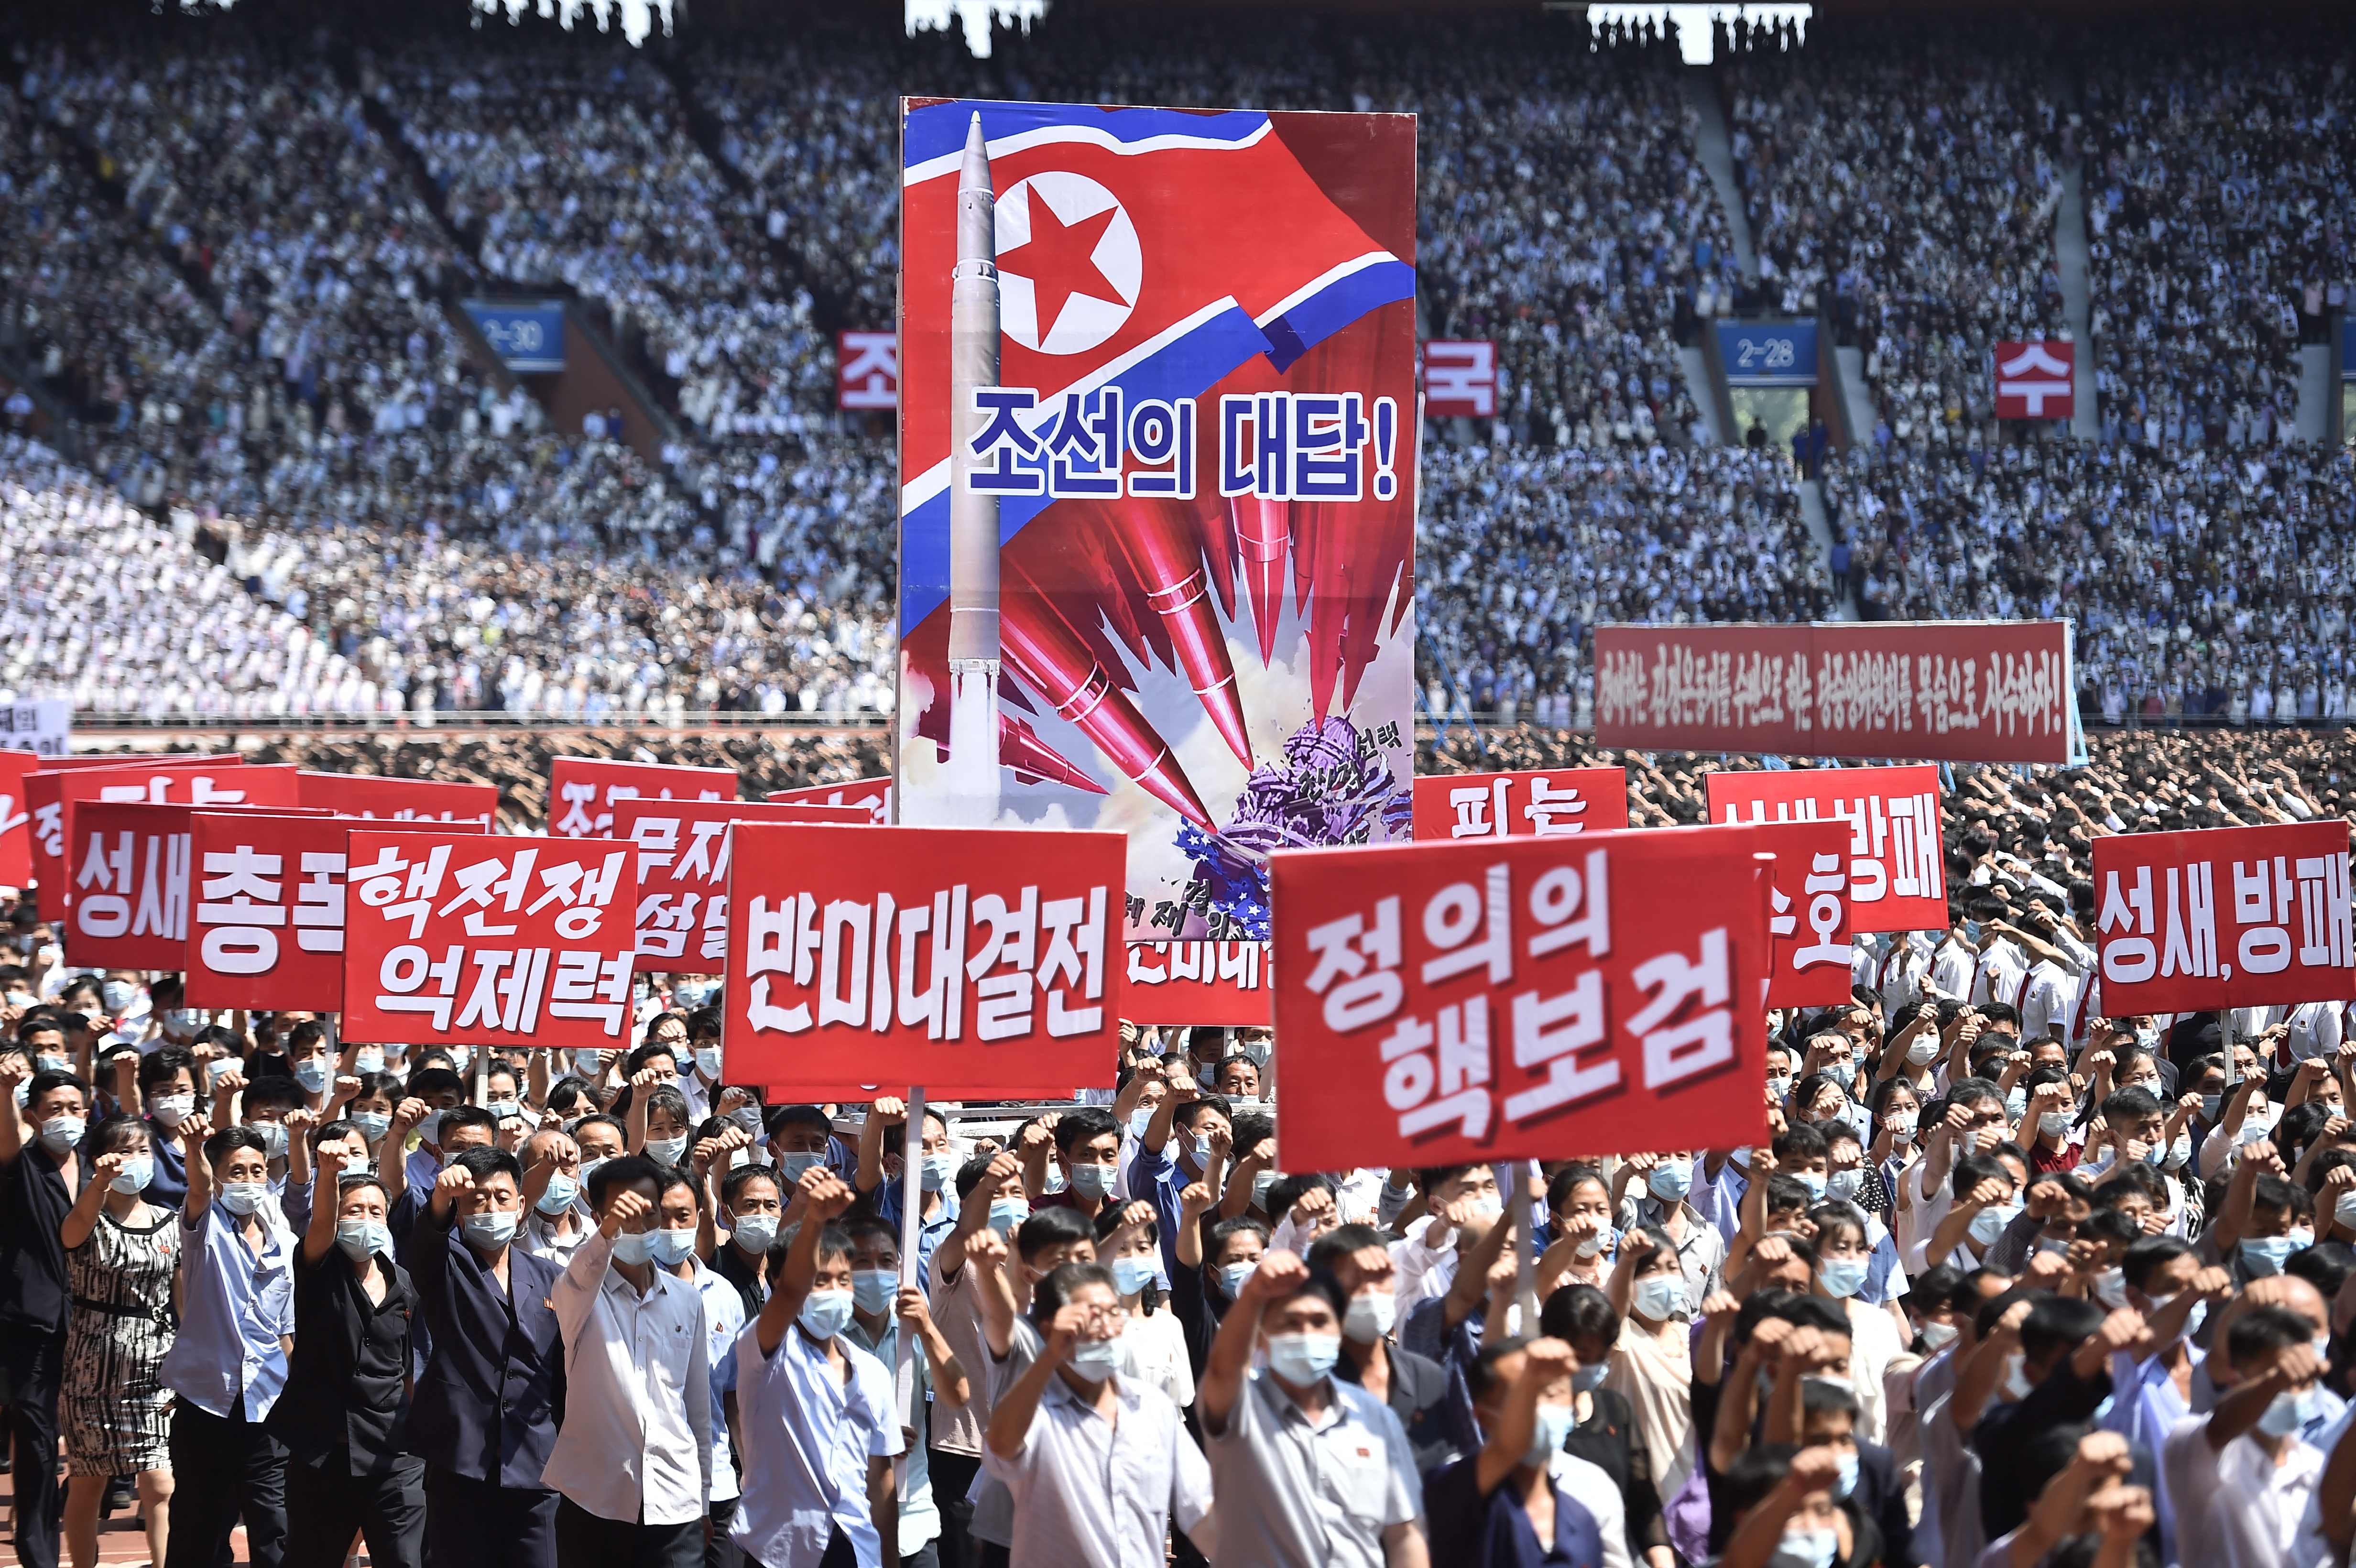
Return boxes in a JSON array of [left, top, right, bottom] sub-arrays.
[[1198, 1250, 1428, 1568]]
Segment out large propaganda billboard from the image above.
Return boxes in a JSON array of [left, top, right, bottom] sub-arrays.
[[2094, 824, 2356, 1013], [894, 99, 1419, 947], [1595, 621, 2073, 764], [1269, 826, 1774, 1172]]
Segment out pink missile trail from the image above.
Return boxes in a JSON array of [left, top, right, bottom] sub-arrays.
[[1094, 498, 1253, 766]]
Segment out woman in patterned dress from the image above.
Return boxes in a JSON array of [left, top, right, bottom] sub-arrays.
[[60, 1114, 179, 1568]]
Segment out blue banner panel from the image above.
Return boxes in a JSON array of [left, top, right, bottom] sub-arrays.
[[1717, 320, 1818, 385], [463, 299, 566, 373]]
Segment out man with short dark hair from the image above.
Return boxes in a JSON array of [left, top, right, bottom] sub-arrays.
[[411, 1145, 567, 1568], [1198, 1250, 1427, 1568]]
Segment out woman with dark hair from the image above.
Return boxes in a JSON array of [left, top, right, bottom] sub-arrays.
[[1606, 1228, 1699, 1510], [1095, 1203, 1192, 1406], [1540, 1284, 1673, 1568], [59, 1114, 178, 1568]]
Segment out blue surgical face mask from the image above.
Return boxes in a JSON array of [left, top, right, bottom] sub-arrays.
[[775, 1151, 823, 1183], [1112, 1255, 1158, 1297], [37, 1115, 85, 1154], [536, 1172, 579, 1216], [217, 1180, 270, 1216], [990, 1197, 1029, 1235], [1794, 1171, 1826, 1202], [2243, 1235, 2299, 1276], [1069, 1334, 1124, 1379], [798, 1287, 854, 1340], [417, 1109, 447, 1145], [249, 1121, 288, 1161], [485, 1099, 522, 1123], [648, 1227, 697, 1267], [1968, 1200, 2022, 1249], [731, 1212, 778, 1253], [354, 1048, 386, 1075], [1253, 1169, 1282, 1211], [1833, 1450, 1860, 1499], [353, 1110, 392, 1141], [1648, 1162, 1693, 1204], [852, 1268, 898, 1315], [463, 1210, 520, 1250], [337, 1218, 390, 1262], [1527, 1401, 1577, 1466], [294, 1058, 331, 1093], [1772, 1526, 1840, 1568], [111, 1155, 154, 1194], [1820, 1258, 1870, 1299], [644, 1135, 688, 1167], [2258, 1386, 2320, 1437], [694, 1046, 723, 1078], [1265, 1331, 1341, 1385], [611, 1229, 657, 1265], [921, 1152, 957, 1192], [1069, 1162, 1113, 1201], [1572, 1363, 1608, 1393], [1128, 1106, 1156, 1139], [1216, 1260, 1255, 1298]]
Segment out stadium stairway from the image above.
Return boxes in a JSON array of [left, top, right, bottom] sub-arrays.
[[1681, 68, 1757, 282], [1796, 479, 1858, 621], [2297, 344, 2332, 443], [2056, 162, 2101, 440]]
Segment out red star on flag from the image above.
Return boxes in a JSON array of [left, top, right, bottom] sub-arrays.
[[1000, 196, 1124, 342]]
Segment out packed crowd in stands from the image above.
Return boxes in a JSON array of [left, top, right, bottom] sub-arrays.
[[2082, 36, 2347, 451], [1, 15, 2353, 730], [1726, 32, 2069, 454]]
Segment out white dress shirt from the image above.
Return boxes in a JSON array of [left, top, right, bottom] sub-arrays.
[[542, 1228, 713, 1526], [687, 1258, 746, 1507], [2018, 959, 2080, 1045], [981, 1370, 1214, 1568], [1971, 939, 2028, 1010], [731, 1318, 904, 1568], [2163, 1412, 2323, 1568]]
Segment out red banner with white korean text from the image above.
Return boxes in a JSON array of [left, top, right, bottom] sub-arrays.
[[1705, 765, 1944, 934], [546, 757, 735, 838], [67, 801, 332, 968], [1410, 768, 1629, 841], [297, 772, 500, 832], [184, 813, 486, 1011], [1121, 940, 1273, 1025], [610, 798, 870, 973], [767, 777, 894, 826], [24, 755, 246, 898], [1594, 621, 2072, 764], [0, 751, 34, 887], [340, 832, 640, 1050], [1751, 819, 1854, 1007], [1269, 825, 1772, 1172], [721, 825, 1124, 1091], [2094, 824, 2356, 1013]]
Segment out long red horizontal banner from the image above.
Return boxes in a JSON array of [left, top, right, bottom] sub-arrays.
[[1594, 621, 2072, 764]]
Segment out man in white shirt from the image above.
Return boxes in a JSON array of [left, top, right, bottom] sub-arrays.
[[544, 1154, 712, 1568], [2161, 1303, 2327, 1568], [1389, 1164, 1501, 1308], [732, 1168, 902, 1568], [982, 1258, 1215, 1567]]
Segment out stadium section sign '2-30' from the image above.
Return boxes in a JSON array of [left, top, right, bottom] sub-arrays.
[[1594, 621, 2074, 765]]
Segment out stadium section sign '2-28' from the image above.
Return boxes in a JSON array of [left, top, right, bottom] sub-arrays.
[[1594, 621, 2074, 764]]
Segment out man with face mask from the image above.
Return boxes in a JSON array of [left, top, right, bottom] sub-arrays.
[[1311, 1226, 1469, 1479], [1970, 1295, 2150, 1539], [853, 1095, 961, 1284], [2165, 1305, 2330, 1568], [1032, 1107, 1123, 1222], [0, 1062, 91, 1568], [734, 1169, 900, 1568], [1423, 1336, 1625, 1568], [982, 1257, 1213, 1565], [1198, 1251, 1427, 1568], [410, 1147, 566, 1568]]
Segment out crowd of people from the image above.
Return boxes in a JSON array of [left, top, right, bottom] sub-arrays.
[[3, 14, 2355, 728], [1725, 32, 2070, 454], [7, 727, 2356, 1567], [2082, 36, 2347, 453]]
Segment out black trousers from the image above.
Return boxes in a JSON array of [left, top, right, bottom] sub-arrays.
[[555, 1496, 702, 1568], [424, 1465, 561, 1568], [927, 1449, 979, 1568], [704, 1496, 744, 1568], [1, 1324, 65, 1568], [284, 1450, 425, 1568], [163, 1398, 290, 1568]]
